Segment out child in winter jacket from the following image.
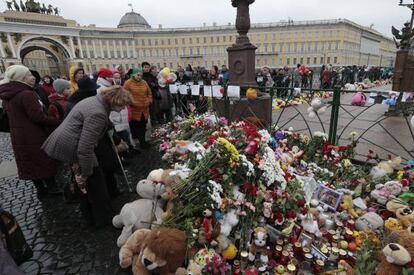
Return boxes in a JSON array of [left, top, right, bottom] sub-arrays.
[[48, 79, 71, 121]]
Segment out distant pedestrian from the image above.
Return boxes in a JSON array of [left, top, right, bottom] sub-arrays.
[[48, 79, 71, 121], [41, 75, 55, 96], [69, 66, 85, 94], [123, 67, 152, 149], [142, 61, 161, 126], [0, 65, 61, 199]]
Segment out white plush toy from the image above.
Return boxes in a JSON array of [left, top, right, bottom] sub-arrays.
[[370, 156, 401, 179], [112, 179, 166, 247], [307, 97, 327, 118], [217, 209, 239, 252]]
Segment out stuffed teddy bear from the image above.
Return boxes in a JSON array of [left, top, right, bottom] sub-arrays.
[[112, 179, 166, 247], [175, 260, 202, 275], [387, 199, 414, 232], [355, 212, 384, 231], [147, 168, 182, 221], [385, 217, 403, 232], [307, 97, 326, 118], [119, 227, 187, 275], [370, 157, 401, 179], [377, 230, 414, 275], [370, 181, 403, 205], [340, 195, 359, 219]]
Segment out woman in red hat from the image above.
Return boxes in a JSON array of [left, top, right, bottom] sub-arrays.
[[96, 68, 114, 93]]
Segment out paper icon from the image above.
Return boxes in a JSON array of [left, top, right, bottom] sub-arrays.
[[212, 85, 223, 98], [179, 85, 188, 95], [191, 85, 200, 96], [169, 84, 178, 94], [227, 86, 241, 98]]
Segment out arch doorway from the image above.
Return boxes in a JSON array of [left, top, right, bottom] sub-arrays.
[[19, 36, 72, 78]]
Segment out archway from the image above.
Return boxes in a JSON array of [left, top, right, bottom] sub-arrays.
[[18, 36, 73, 77]]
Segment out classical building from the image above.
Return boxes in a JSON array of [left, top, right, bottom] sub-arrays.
[[0, 8, 396, 76]]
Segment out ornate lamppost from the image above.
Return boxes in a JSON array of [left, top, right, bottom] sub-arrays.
[[227, 0, 257, 87], [392, 0, 414, 93]]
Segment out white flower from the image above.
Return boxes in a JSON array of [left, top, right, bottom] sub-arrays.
[[259, 145, 286, 188], [314, 131, 328, 139], [258, 129, 272, 144], [239, 154, 255, 177]]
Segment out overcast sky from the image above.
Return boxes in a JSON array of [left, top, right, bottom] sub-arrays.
[[2, 0, 410, 37]]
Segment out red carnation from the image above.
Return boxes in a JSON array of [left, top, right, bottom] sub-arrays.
[[286, 210, 297, 219], [401, 179, 409, 187], [301, 208, 308, 215], [275, 212, 284, 223], [296, 198, 306, 208]]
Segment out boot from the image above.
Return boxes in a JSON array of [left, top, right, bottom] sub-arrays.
[[44, 177, 63, 195], [33, 180, 48, 199]]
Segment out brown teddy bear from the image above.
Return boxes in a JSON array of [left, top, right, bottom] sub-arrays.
[[119, 227, 187, 275], [377, 230, 414, 275]]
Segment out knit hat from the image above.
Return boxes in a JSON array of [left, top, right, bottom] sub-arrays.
[[132, 67, 143, 75], [53, 79, 70, 95], [0, 65, 30, 84], [97, 68, 113, 79]]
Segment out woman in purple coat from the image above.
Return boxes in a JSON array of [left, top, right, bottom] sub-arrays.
[[0, 65, 60, 199]]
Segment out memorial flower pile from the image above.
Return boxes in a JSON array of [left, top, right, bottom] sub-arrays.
[[117, 113, 414, 274]]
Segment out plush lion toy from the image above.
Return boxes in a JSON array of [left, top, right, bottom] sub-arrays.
[[119, 228, 187, 275]]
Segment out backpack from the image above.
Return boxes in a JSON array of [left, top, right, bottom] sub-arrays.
[[351, 92, 367, 106], [0, 107, 10, 133], [0, 209, 33, 265]]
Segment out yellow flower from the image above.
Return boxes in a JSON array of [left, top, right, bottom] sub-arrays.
[[343, 159, 352, 168], [218, 137, 240, 163], [397, 170, 404, 180]]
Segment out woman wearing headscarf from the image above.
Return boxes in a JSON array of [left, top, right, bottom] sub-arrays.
[[42, 86, 131, 227], [0, 65, 61, 199], [69, 65, 85, 94], [123, 67, 152, 149]]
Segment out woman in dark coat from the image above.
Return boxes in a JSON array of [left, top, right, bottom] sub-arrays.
[[0, 65, 60, 199]]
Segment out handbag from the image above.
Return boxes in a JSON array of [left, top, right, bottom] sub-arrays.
[[0, 108, 10, 133], [0, 209, 33, 265]]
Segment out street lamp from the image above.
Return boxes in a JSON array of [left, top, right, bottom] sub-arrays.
[[399, 0, 414, 28]]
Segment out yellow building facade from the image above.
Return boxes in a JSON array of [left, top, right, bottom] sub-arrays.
[[0, 10, 396, 76]]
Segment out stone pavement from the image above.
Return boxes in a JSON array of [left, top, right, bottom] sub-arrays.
[[0, 132, 165, 275], [272, 86, 414, 163]]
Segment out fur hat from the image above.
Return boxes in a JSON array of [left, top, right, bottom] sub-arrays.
[[53, 79, 70, 95], [0, 65, 30, 84]]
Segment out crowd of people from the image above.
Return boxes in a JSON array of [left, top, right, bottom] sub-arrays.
[[0, 61, 394, 230]]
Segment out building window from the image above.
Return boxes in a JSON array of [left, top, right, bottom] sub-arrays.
[[216, 36, 220, 43], [189, 38, 192, 43], [210, 37, 214, 43], [161, 40, 164, 45], [182, 38, 185, 44], [148, 39, 151, 46], [293, 58, 297, 65], [155, 40, 158, 46], [142, 40, 145, 46], [204, 37, 207, 43], [327, 57, 331, 63], [229, 36, 232, 42], [279, 43, 283, 53], [287, 58, 290, 65], [175, 38, 178, 44], [320, 57, 324, 64], [170, 62, 173, 68], [334, 56, 337, 63], [300, 57, 303, 64], [196, 37, 199, 43], [223, 36, 226, 42], [167, 39, 171, 45], [307, 57, 310, 64]]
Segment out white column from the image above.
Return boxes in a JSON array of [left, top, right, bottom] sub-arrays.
[[105, 40, 111, 58], [99, 40, 104, 58], [0, 39, 5, 58], [132, 40, 137, 58], [85, 40, 91, 58], [77, 37, 84, 58], [91, 40, 97, 58], [118, 40, 124, 58], [112, 40, 118, 58], [125, 41, 131, 58], [69, 36, 76, 58], [6, 33, 16, 58]]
